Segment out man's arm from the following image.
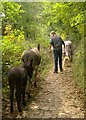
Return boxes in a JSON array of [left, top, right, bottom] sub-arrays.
[[49, 44, 51, 52], [62, 40, 65, 49], [62, 40, 65, 56], [49, 39, 53, 52]]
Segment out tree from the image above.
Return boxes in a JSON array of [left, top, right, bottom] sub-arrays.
[[42, 2, 85, 43], [2, 2, 24, 35], [19, 2, 45, 40]]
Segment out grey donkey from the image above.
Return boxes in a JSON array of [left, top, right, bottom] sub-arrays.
[[21, 44, 41, 96]]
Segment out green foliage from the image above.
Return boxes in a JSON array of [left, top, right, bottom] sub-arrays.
[[2, 25, 25, 74], [2, 2, 24, 22], [2, 2, 24, 35], [19, 2, 45, 40], [72, 39, 84, 90], [43, 2, 85, 42]]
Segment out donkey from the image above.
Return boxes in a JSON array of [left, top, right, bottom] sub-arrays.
[[62, 40, 73, 69], [8, 61, 33, 113], [64, 40, 72, 62], [21, 44, 41, 90]]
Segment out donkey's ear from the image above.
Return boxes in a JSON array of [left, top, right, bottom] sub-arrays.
[[30, 59, 33, 66]]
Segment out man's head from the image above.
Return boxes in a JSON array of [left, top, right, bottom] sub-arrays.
[[50, 31, 56, 37]]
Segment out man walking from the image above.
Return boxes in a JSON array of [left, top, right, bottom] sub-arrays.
[[49, 31, 65, 73]]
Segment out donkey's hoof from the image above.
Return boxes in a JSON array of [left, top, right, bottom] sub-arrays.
[[10, 111, 13, 114], [10, 108, 13, 113], [19, 109, 22, 112], [34, 83, 37, 87], [28, 94, 32, 99], [23, 102, 26, 106]]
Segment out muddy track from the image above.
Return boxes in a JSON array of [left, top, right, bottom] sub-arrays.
[[2, 66, 84, 119]]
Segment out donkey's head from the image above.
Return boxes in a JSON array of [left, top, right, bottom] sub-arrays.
[[24, 59, 33, 78]]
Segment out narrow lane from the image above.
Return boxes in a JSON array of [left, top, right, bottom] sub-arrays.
[[3, 67, 84, 119], [21, 67, 84, 118]]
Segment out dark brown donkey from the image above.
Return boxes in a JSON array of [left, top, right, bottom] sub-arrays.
[[8, 61, 33, 113]]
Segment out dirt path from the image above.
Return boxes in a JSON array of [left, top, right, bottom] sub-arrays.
[[2, 66, 84, 119]]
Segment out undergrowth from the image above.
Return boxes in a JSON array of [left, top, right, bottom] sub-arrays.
[[72, 39, 84, 91]]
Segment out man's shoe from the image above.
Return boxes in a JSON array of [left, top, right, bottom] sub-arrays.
[[53, 71, 58, 73], [60, 69, 63, 72]]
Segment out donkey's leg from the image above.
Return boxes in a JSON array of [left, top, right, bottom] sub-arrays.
[[9, 79, 14, 113], [21, 77, 27, 106], [27, 80, 32, 99], [34, 67, 38, 87], [16, 84, 22, 112], [10, 87, 14, 113], [26, 79, 32, 99], [22, 86, 26, 106]]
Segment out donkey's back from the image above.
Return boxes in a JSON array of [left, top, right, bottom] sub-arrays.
[[21, 45, 41, 67]]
